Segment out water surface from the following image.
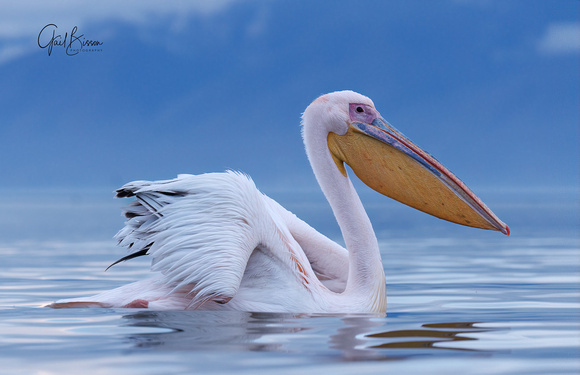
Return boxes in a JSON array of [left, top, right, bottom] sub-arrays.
[[1, 188, 578, 374]]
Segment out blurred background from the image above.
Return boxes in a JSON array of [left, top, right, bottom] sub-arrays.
[[0, 0, 578, 241]]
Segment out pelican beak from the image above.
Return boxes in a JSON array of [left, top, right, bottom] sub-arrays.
[[327, 114, 509, 235]]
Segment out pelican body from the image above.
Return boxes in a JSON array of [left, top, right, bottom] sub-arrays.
[[50, 91, 508, 314]]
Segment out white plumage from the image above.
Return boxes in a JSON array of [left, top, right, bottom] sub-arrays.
[[117, 172, 348, 310], [50, 90, 507, 314]]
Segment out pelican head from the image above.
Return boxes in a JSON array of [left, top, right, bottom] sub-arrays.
[[303, 90, 509, 235]]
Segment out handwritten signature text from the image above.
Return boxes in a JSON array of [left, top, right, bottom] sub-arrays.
[[38, 24, 103, 56]]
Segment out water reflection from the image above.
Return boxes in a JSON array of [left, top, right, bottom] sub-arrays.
[[122, 311, 311, 353], [119, 311, 494, 361], [367, 322, 488, 351]]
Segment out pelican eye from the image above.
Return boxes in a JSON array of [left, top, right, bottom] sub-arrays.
[[356, 106, 364, 113]]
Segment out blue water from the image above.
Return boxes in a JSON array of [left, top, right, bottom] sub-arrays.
[[1, 187, 579, 374]]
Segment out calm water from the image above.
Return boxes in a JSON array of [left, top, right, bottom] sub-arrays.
[[1, 187, 579, 374]]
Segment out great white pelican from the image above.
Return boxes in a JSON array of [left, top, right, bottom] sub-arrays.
[[50, 90, 509, 314]]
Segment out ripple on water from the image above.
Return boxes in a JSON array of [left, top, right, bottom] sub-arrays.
[[0, 235, 579, 374]]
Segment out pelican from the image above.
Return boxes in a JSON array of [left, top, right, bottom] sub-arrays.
[[50, 91, 509, 313]]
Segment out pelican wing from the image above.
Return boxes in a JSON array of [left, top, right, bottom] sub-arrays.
[[113, 171, 263, 307], [265, 197, 349, 292]]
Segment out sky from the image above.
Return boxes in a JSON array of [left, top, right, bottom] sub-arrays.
[[0, 1, 578, 206]]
